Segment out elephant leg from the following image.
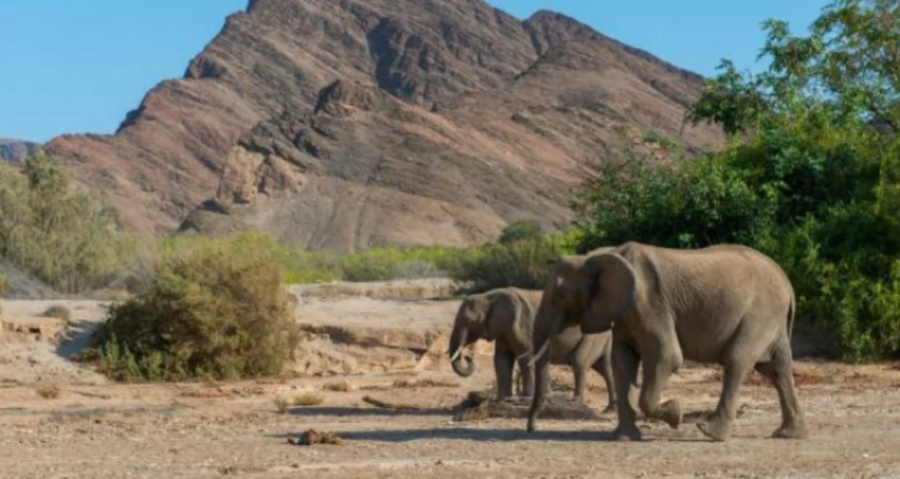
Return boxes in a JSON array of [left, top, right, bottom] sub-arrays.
[[592, 353, 617, 414], [755, 338, 809, 440], [494, 345, 515, 401], [517, 355, 535, 398], [637, 340, 683, 430], [696, 360, 751, 442], [611, 341, 642, 441], [572, 362, 588, 403]]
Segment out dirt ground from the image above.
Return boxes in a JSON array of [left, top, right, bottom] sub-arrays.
[[2, 280, 900, 479]]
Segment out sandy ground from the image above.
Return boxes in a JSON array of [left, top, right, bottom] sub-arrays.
[[2, 281, 900, 479]]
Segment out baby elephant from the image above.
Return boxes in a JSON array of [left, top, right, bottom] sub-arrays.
[[448, 287, 616, 411]]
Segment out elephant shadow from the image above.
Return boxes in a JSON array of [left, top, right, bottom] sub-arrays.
[[272, 426, 709, 443], [271, 428, 615, 443]]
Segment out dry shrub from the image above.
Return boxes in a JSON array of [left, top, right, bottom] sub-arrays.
[[41, 305, 72, 323], [322, 380, 352, 392], [288, 429, 343, 446], [293, 392, 324, 407], [36, 385, 61, 399], [273, 397, 290, 414], [86, 234, 300, 382], [391, 378, 459, 389]]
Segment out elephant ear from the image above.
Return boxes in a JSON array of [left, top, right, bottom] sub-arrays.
[[485, 291, 519, 341], [581, 253, 638, 334]]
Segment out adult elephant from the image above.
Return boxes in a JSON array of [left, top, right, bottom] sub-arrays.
[[528, 242, 807, 442], [449, 287, 616, 412]]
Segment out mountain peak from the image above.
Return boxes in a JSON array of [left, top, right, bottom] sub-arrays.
[[45, 0, 721, 244]]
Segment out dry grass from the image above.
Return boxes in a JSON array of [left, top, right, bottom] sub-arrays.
[[293, 392, 324, 407], [391, 377, 459, 389], [322, 380, 352, 392], [358, 383, 392, 391], [273, 397, 290, 414], [36, 385, 61, 400]]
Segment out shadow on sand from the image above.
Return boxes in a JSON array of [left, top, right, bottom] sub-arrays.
[[271, 426, 710, 443], [285, 405, 453, 418]]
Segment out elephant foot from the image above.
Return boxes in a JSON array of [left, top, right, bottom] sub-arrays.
[[660, 399, 683, 429], [526, 417, 537, 433], [696, 415, 732, 442], [601, 404, 617, 415], [612, 424, 642, 442], [772, 422, 808, 440]]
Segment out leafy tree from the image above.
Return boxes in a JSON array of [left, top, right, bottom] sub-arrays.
[[575, 0, 900, 360], [0, 151, 125, 293]]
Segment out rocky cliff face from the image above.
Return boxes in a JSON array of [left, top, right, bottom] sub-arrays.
[[45, 0, 721, 247], [0, 139, 38, 163]]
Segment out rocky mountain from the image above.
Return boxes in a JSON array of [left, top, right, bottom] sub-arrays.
[[0, 139, 38, 163], [46, 0, 722, 249]]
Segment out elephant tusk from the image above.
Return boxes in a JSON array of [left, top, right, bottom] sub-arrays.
[[528, 340, 550, 368], [514, 350, 531, 364], [450, 347, 464, 363]]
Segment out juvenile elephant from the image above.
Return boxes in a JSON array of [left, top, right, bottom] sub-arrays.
[[449, 287, 616, 412], [530, 242, 808, 442]]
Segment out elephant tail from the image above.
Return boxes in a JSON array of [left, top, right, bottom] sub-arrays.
[[787, 290, 796, 340]]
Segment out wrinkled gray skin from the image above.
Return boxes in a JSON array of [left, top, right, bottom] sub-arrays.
[[449, 287, 616, 412], [531, 242, 808, 442]]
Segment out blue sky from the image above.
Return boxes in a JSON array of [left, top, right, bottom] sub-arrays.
[[0, 0, 826, 143]]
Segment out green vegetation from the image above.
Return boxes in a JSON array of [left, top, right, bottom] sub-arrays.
[[159, 234, 473, 284], [87, 235, 300, 381], [11, 0, 900, 376], [498, 220, 543, 245], [154, 229, 576, 294], [573, 0, 900, 361], [450, 229, 580, 292], [0, 152, 128, 294]]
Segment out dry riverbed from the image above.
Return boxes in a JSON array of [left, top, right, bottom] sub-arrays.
[[1, 279, 899, 479]]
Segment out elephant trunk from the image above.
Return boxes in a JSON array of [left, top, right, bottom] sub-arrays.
[[449, 326, 475, 377], [527, 313, 553, 432]]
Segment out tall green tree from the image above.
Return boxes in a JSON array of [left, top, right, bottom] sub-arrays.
[[574, 0, 900, 360]]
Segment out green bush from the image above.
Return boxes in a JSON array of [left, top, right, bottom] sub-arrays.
[[0, 151, 127, 294], [87, 234, 300, 382], [498, 220, 543, 245], [450, 230, 580, 292]]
